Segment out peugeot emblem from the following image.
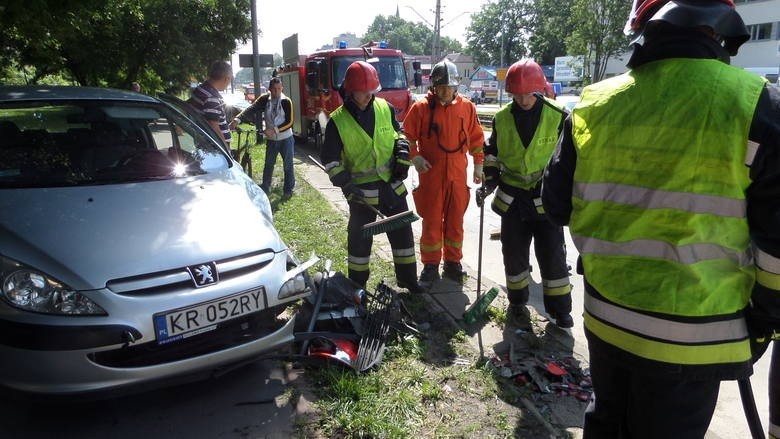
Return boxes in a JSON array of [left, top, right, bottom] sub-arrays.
[[186, 262, 219, 288]]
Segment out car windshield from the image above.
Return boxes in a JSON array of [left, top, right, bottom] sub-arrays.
[[332, 55, 408, 90], [0, 100, 230, 188]]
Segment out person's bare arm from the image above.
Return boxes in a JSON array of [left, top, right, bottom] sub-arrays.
[[208, 120, 229, 148]]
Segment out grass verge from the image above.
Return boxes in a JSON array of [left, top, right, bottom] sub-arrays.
[[240, 131, 550, 439]]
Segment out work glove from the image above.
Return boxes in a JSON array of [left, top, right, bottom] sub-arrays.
[[392, 139, 411, 181], [475, 184, 495, 208], [745, 302, 776, 363], [341, 182, 364, 203], [411, 156, 432, 174], [473, 163, 485, 184]]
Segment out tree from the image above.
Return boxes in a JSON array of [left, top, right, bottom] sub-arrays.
[[465, 0, 534, 66], [528, 0, 574, 65], [1, 0, 252, 92], [363, 15, 462, 56], [566, 0, 631, 83]]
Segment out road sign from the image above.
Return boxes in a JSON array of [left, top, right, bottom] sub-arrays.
[[239, 54, 275, 68], [496, 68, 508, 81], [554, 56, 584, 82]]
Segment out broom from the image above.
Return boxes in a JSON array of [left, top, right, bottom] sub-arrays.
[[307, 155, 419, 237]]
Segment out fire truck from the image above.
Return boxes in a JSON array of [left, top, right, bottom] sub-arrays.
[[277, 41, 421, 147]]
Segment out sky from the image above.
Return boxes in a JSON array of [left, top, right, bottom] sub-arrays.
[[232, 0, 491, 65]]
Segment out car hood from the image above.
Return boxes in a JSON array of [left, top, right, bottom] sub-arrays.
[[0, 172, 283, 290]]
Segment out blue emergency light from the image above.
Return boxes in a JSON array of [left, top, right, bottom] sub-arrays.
[[379, 41, 387, 48], [338, 41, 347, 49]]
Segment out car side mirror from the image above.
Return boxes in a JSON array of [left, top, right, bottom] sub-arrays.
[[412, 61, 423, 87]]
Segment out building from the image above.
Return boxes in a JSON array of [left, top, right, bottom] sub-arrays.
[[599, 0, 780, 83], [732, 0, 780, 83], [317, 33, 362, 51], [468, 66, 502, 103], [442, 52, 477, 88]]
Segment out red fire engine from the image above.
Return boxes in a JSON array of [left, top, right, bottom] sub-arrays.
[[278, 41, 421, 147]]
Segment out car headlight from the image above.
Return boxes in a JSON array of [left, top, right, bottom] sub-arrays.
[[278, 253, 319, 300], [1, 259, 106, 315], [278, 272, 308, 300]]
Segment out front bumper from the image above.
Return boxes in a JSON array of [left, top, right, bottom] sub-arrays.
[[0, 312, 296, 395]]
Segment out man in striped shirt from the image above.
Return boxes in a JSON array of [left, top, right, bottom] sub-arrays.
[[191, 61, 233, 151]]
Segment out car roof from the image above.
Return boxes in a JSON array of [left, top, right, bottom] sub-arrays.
[[0, 85, 160, 104]]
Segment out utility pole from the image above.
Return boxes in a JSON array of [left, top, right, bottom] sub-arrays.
[[432, 0, 441, 63], [499, 34, 504, 104], [250, 0, 261, 96]]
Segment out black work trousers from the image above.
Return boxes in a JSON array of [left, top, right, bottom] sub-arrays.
[[500, 212, 571, 315], [769, 341, 780, 438], [583, 329, 721, 439], [347, 199, 416, 288]]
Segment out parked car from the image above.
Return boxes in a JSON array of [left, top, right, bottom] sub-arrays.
[[0, 86, 314, 396], [555, 94, 580, 112]]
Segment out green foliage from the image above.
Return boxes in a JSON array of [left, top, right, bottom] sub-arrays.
[[307, 365, 426, 438], [566, 0, 631, 83], [487, 305, 508, 327], [363, 15, 463, 56], [528, 0, 575, 65], [1, 0, 252, 92], [465, 0, 534, 66], [465, 0, 629, 79]]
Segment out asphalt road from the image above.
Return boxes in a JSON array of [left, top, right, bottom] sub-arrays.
[[0, 359, 301, 438]]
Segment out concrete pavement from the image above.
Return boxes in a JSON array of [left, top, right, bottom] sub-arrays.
[[294, 141, 773, 438]]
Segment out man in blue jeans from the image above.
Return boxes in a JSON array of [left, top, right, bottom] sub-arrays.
[[234, 77, 295, 198]]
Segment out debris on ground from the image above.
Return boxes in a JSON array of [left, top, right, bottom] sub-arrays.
[[490, 349, 591, 402]]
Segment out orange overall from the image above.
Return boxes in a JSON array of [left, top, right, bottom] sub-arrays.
[[403, 92, 484, 265]]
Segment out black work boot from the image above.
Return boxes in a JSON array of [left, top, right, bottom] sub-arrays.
[[552, 313, 574, 328], [442, 261, 467, 283], [419, 264, 440, 287], [507, 303, 532, 330], [398, 279, 426, 294]]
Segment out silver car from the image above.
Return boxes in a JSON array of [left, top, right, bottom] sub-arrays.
[[0, 86, 313, 395]]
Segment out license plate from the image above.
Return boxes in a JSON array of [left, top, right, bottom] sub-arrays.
[[153, 288, 265, 345]]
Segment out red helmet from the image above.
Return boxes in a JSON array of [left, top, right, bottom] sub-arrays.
[[342, 61, 381, 95], [505, 59, 547, 95], [624, 0, 747, 55]]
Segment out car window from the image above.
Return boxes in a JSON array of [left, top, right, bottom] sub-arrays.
[[332, 56, 408, 90], [0, 100, 230, 188]]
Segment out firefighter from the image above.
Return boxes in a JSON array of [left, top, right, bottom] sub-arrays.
[[542, 0, 780, 437], [476, 59, 573, 328], [403, 60, 485, 285], [320, 61, 422, 294]]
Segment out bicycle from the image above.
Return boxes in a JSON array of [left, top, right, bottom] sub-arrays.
[[232, 126, 257, 179]]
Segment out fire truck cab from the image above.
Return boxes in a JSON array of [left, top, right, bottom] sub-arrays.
[[278, 41, 421, 147]]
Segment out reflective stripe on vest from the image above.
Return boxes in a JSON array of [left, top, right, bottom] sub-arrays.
[[494, 99, 563, 190], [331, 98, 397, 184], [491, 187, 515, 214], [571, 59, 764, 365], [584, 293, 750, 365], [756, 247, 780, 290], [574, 182, 746, 217]]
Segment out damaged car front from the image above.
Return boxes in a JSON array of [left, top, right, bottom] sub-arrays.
[[0, 86, 313, 396]]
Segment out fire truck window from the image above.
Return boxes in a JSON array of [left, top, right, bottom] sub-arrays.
[[376, 61, 406, 90]]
